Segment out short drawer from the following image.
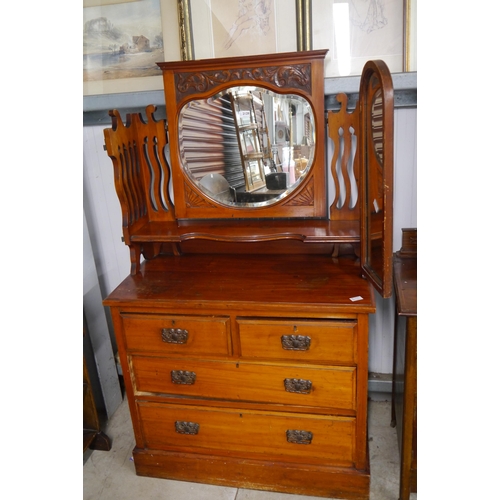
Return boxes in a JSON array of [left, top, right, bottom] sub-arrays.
[[131, 356, 356, 411], [237, 319, 357, 364], [137, 402, 356, 467], [121, 313, 230, 356]]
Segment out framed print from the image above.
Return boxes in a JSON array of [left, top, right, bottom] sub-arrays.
[[83, 0, 181, 96], [312, 0, 404, 77], [188, 0, 298, 59], [404, 0, 416, 71]]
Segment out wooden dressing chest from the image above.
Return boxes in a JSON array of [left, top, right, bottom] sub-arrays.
[[103, 51, 394, 499]]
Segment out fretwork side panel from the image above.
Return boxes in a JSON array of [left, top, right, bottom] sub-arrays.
[[328, 94, 361, 222]]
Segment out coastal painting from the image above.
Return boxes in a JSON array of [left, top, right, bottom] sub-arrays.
[[83, 0, 164, 82]]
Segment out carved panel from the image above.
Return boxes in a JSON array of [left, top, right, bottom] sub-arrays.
[[284, 177, 315, 206], [175, 64, 312, 99], [184, 183, 217, 208]]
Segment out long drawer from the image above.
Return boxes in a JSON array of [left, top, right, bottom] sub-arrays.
[[137, 402, 356, 467], [237, 318, 357, 364], [121, 313, 230, 356], [131, 356, 356, 410]]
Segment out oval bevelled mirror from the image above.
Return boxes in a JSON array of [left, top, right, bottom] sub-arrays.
[[178, 86, 315, 207]]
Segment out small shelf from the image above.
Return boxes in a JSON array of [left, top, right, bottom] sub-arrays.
[[129, 219, 360, 244]]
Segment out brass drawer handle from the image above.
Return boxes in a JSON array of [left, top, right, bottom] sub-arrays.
[[161, 328, 188, 344], [281, 334, 311, 351], [171, 370, 196, 384], [286, 430, 313, 445], [284, 378, 312, 394], [175, 421, 199, 435]]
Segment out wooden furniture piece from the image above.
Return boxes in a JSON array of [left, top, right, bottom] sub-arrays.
[[83, 329, 112, 453], [391, 228, 417, 500], [103, 51, 394, 500]]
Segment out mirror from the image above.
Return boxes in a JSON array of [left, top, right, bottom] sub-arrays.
[[360, 61, 394, 298], [178, 86, 315, 207], [367, 86, 385, 280]]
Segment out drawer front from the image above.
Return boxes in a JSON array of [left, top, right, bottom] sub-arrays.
[[121, 313, 230, 356], [237, 319, 357, 364], [131, 356, 356, 410], [137, 402, 355, 467]]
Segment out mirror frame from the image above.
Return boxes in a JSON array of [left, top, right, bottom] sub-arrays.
[[158, 50, 328, 220], [359, 60, 394, 298]]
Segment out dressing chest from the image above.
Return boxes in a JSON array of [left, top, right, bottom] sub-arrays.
[[103, 50, 394, 499]]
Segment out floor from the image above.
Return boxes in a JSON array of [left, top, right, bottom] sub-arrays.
[[83, 396, 416, 500]]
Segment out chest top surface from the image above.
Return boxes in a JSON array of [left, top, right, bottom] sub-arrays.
[[104, 253, 375, 314]]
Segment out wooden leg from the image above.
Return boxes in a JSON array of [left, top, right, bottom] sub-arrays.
[[399, 316, 417, 500], [391, 307, 399, 428]]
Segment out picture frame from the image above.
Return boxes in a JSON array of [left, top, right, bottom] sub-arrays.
[[311, 0, 407, 78], [180, 0, 304, 60], [404, 0, 416, 72], [83, 0, 181, 96]]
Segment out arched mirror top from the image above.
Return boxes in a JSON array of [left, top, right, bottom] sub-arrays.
[[158, 50, 328, 219], [178, 86, 316, 208]]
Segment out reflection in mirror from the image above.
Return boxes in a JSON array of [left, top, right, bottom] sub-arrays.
[[178, 86, 315, 206], [367, 84, 385, 281]]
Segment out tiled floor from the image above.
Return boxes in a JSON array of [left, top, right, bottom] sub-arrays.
[[83, 397, 416, 500]]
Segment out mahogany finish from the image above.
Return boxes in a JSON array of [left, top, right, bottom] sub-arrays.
[[103, 51, 395, 499], [391, 229, 417, 500], [104, 254, 374, 499]]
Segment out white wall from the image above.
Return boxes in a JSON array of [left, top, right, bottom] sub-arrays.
[[83, 106, 417, 376]]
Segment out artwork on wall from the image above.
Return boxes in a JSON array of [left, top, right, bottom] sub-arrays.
[[83, 0, 180, 96], [312, 0, 405, 77], [189, 0, 298, 59]]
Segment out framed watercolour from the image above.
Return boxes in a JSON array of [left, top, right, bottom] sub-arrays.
[[188, 0, 299, 59], [83, 0, 181, 96], [312, 0, 405, 77]]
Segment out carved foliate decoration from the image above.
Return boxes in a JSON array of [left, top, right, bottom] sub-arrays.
[[286, 430, 313, 445], [284, 177, 314, 206], [175, 64, 312, 99], [184, 184, 217, 208]]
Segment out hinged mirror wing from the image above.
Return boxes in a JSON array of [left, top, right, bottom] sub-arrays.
[[359, 60, 394, 298]]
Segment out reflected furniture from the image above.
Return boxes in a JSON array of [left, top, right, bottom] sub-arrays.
[[391, 228, 417, 500], [103, 50, 394, 500]]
